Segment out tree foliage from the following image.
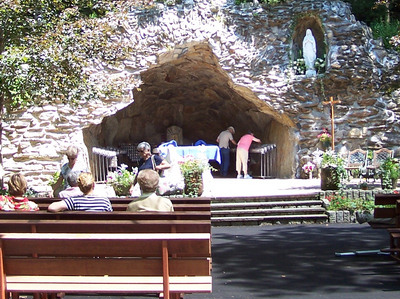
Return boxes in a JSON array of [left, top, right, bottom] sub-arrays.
[[344, 0, 399, 26], [0, 0, 132, 113]]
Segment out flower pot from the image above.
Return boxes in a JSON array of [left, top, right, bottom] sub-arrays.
[[113, 184, 132, 196], [393, 178, 398, 189], [183, 172, 203, 197], [321, 166, 340, 190]]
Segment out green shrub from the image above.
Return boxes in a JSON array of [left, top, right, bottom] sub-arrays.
[[326, 192, 375, 212], [371, 19, 400, 49]]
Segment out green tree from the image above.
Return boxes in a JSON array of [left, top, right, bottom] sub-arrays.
[[0, 0, 132, 184]]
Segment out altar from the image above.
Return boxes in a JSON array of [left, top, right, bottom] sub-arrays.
[[158, 145, 221, 164]]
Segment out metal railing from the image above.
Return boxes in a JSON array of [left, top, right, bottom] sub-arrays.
[[92, 147, 119, 183], [250, 144, 277, 178]]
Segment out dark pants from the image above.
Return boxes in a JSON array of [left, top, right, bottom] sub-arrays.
[[220, 148, 230, 177]]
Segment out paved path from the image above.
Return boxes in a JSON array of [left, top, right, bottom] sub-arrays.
[[67, 223, 400, 299]]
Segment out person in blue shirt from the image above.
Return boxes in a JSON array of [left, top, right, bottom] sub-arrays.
[[136, 141, 170, 175]]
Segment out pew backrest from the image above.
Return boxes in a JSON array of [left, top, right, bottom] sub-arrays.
[[373, 193, 400, 228], [0, 232, 212, 299]]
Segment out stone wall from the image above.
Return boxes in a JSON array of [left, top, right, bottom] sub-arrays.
[[3, 0, 400, 187]]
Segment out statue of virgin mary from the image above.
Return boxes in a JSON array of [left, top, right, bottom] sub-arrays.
[[302, 29, 317, 77]]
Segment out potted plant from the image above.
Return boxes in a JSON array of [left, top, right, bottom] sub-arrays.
[[179, 156, 213, 197], [320, 150, 347, 190], [378, 157, 400, 190], [106, 164, 137, 196], [359, 181, 368, 190]]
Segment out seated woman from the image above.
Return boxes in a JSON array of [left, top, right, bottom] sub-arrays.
[[127, 169, 174, 212], [48, 172, 112, 212], [58, 171, 83, 198], [0, 173, 39, 211]]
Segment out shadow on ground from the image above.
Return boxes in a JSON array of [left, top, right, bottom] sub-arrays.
[[65, 224, 400, 299], [188, 224, 400, 299]]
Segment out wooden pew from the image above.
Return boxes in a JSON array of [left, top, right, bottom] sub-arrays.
[[382, 228, 400, 262], [0, 219, 211, 233], [0, 232, 212, 299], [372, 193, 400, 229], [372, 194, 400, 261], [32, 197, 211, 212], [0, 210, 210, 221]]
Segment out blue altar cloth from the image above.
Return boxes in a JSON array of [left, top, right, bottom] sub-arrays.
[[158, 145, 221, 164]]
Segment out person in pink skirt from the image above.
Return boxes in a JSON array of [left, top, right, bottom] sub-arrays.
[[236, 131, 261, 179]]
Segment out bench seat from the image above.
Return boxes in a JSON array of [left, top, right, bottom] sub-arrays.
[[0, 233, 212, 299], [6, 276, 212, 293], [371, 194, 400, 229]]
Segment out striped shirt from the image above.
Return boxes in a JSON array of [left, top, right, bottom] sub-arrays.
[[63, 196, 113, 212]]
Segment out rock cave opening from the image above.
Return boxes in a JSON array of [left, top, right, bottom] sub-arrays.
[[83, 42, 297, 178]]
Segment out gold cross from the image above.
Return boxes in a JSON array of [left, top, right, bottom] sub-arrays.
[[323, 96, 341, 150]]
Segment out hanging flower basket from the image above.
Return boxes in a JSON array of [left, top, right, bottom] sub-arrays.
[[317, 129, 332, 150]]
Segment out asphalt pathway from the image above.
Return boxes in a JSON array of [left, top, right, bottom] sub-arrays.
[[66, 223, 400, 299]]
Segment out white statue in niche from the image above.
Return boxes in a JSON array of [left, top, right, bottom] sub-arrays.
[[302, 29, 317, 77]]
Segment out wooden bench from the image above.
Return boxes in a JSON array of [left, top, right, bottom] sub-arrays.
[[371, 194, 400, 261], [0, 210, 211, 221], [31, 197, 211, 212], [0, 219, 211, 233], [0, 198, 212, 233], [0, 232, 212, 299], [371, 193, 400, 229], [382, 228, 400, 262]]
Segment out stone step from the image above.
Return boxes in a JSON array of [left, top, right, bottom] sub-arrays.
[[211, 193, 327, 226], [212, 207, 326, 216], [211, 200, 323, 210], [212, 193, 320, 203], [212, 214, 328, 226]]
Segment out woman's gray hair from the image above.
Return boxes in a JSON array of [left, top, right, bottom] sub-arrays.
[[137, 142, 151, 151], [65, 145, 79, 158]]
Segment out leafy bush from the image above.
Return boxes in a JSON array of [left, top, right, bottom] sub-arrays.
[[326, 192, 375, 212], [371, 19, 400, 49], [343, 0, 387, 25], [378, 157, 400, 189], [343, 0, 400, 50]]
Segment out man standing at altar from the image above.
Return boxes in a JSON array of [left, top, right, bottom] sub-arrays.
[[216, 126, 237, 177]]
